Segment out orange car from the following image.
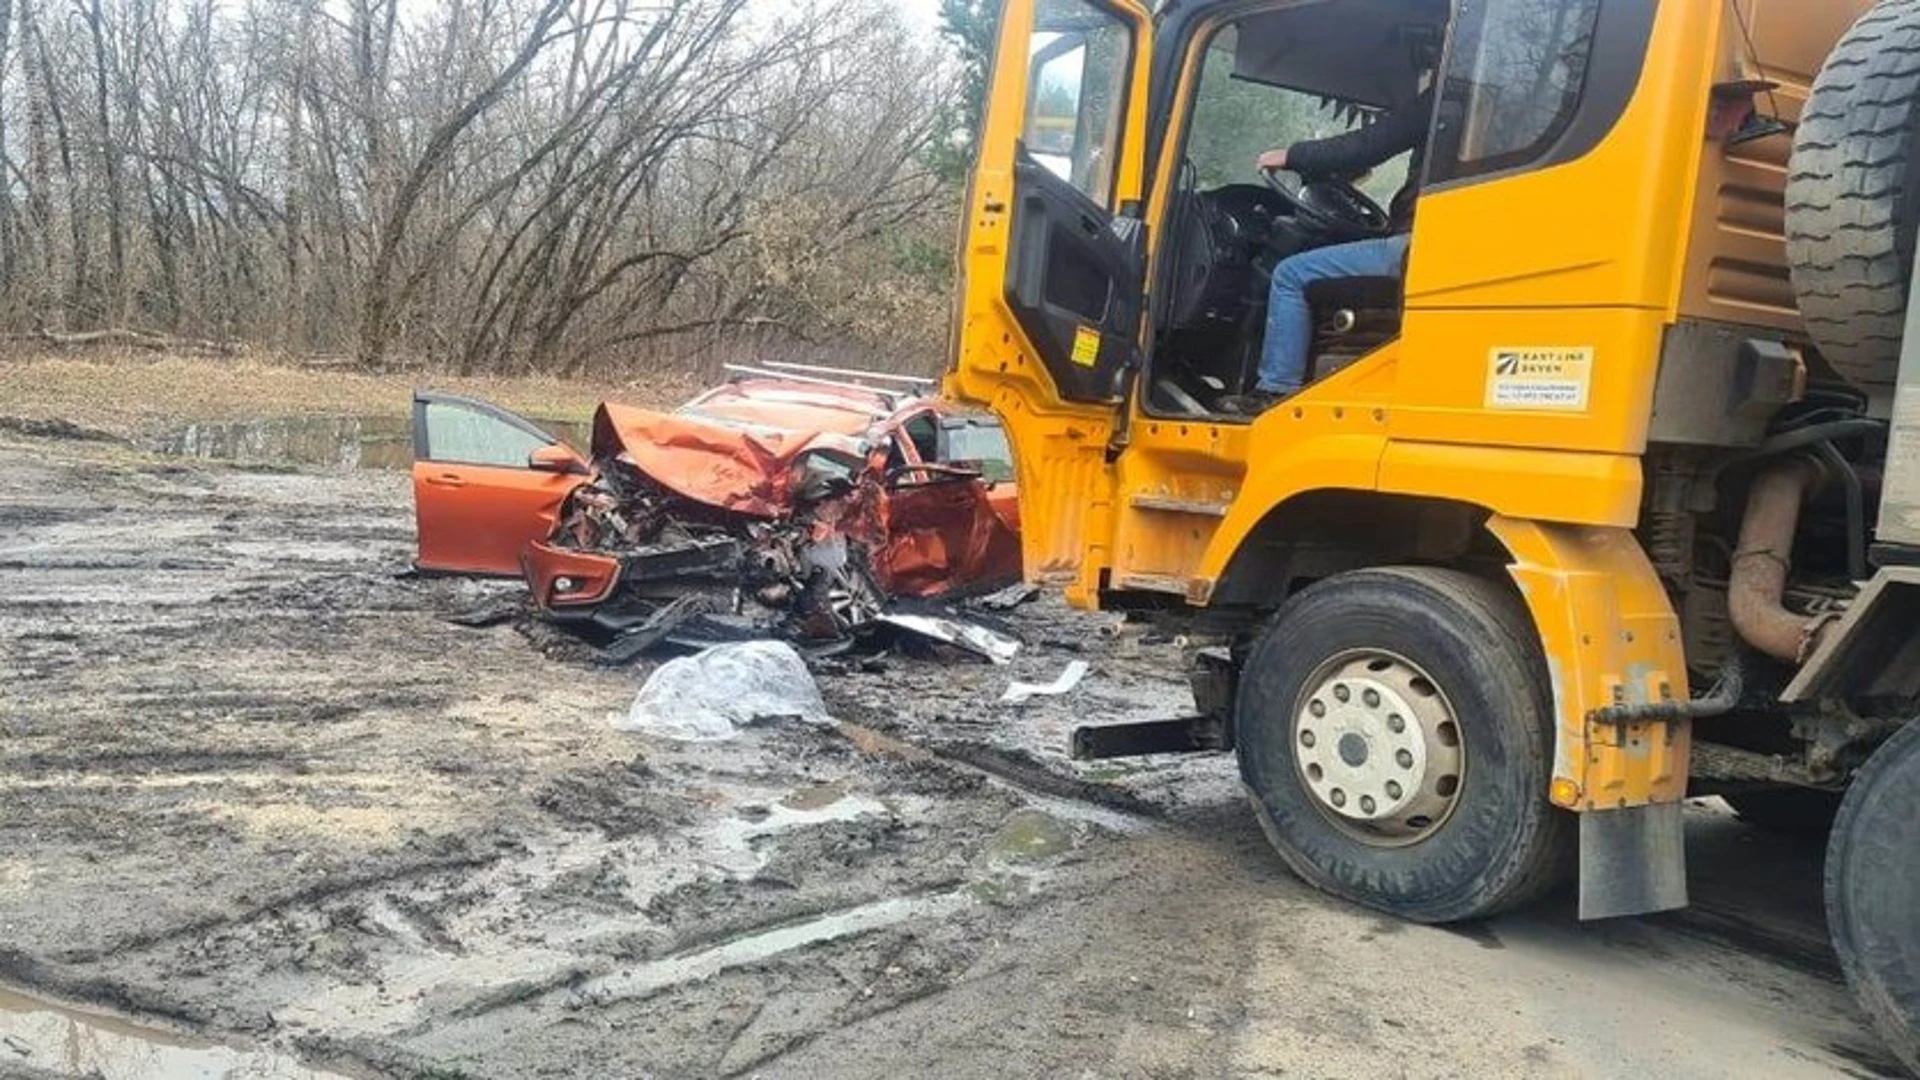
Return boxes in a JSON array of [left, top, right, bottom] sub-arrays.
[[411, 370, 1022, 646]]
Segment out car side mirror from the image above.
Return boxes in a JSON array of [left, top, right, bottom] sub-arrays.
[[528, 443, 583, 474]]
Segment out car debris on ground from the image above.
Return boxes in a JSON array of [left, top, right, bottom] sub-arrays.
[[1001, 659, 1091, 705]]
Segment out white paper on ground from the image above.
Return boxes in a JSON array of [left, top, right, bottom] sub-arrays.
[[1000, 659, 1090, 705]]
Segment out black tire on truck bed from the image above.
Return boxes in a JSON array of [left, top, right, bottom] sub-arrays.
[[1786, 0, 1920, 398]]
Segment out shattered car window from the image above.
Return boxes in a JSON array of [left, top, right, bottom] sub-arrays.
[[903, 413, 940, 463], [423, 401, 552, 468], [942, 422, 1016, 484], [794, 449, 858, 486]]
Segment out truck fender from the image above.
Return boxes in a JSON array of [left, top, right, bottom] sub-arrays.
[[1486, 515, 1692, 920]]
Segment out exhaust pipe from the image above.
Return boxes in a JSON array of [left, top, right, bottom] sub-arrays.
[[1728, 458, 1834, 664]]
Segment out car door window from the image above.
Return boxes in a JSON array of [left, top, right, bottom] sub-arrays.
[[421, 400, 553, 467], [941, 420, 1016, 484]]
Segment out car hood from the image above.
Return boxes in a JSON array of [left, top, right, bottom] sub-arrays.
[[590, 402, 858, 519]]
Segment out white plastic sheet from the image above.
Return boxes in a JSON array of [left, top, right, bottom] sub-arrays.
[[616, 640, 831, 741]]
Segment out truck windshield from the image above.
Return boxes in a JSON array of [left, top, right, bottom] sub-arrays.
[[1187, 25, 1410, 205]]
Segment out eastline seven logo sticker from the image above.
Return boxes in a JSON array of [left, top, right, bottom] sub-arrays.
[[1486, 347, 1593, 411]]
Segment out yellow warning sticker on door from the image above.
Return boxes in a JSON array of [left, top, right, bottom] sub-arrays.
[[1071, 325, 1101, 367], [1486, 347, 1593, 411]]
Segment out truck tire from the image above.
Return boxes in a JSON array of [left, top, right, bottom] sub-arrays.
[[1723, 787, 1844, 838], [1787, 0, 1920, 397], [1827, 720, 1920, 1076], [1235, 567, 1572, 924]]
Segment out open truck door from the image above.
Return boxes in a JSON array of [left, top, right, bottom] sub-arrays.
[[411, 391, 589, 576], [945, 0, 1153, 606]]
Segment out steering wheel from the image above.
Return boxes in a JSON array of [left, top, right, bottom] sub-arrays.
[[1259, 168, 1391, 239]]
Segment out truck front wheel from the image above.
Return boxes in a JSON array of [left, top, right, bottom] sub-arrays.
[[1235, 567, 1572, 923], [1827, 719, 1920, 1074]]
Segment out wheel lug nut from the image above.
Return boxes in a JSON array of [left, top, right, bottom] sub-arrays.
[[1387, 714, 1405, 734], [1396, 749, 1414, 769], [1360, 795, 1376, 814], [1333, 684, 1350, 703], [1300, 729, 1316, 748], [1309, 700, 1326, 718], [1362, 688, 1380, 708], [1330, 788, 1347, 808], [1385, 780, 1403, 799]]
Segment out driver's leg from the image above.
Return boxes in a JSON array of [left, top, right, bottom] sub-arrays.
[[1231, 234, 1411, 413]]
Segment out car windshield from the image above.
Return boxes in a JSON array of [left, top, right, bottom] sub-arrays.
[[945, 421, 1016, 483]]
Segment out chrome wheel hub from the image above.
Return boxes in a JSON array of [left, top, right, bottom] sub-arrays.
[[1293, 651, 1465, 845]]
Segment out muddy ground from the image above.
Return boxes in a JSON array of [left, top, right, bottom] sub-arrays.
[[0, 425, 1906, 1079]]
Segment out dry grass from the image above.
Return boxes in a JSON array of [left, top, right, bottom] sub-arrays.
[[0, 350, 705, 438]]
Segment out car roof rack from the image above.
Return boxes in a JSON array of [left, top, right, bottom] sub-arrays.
[[755, 360, 936, 389], [720, 364, 911, 408]]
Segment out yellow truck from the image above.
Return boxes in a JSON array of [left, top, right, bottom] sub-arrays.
[[946, 0, 1920, 1068]]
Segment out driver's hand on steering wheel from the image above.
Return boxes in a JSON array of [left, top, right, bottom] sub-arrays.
[[1256, 147, 1289, 171]]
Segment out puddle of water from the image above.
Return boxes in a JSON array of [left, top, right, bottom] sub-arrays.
[[699, 787, 891, 876], [0, 986, 354, 1080], [150, 414, 587, 471], [780, 780, 852, 812], [576, 889, 973, 1006], [988, 808, 1076, 863]]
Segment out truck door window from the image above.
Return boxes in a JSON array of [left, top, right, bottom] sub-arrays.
[[1025, 0, 1134, 207], [1428, 0, 1603, 183]]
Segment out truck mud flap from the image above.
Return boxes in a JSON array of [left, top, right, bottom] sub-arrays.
[[1579, 801, 1688, 920]]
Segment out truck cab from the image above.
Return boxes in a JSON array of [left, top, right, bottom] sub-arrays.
[[948, 0, 1920, 1070]]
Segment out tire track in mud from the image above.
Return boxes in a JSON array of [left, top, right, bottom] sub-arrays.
[[53, 851, 510, 965]]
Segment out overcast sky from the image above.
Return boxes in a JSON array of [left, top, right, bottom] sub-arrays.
[[888, 0, 946, 36]]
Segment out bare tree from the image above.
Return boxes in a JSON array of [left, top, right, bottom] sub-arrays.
[[0, 0, 959, 374]]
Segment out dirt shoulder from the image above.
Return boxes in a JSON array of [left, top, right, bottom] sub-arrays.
[[0, 350, 699, 440], [0, 426, 1902, 1080]]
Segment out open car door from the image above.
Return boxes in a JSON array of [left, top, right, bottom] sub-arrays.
[[875, 468, 1024, 600], [411, 391, 589, 576], [944, 0, 1152, 606]]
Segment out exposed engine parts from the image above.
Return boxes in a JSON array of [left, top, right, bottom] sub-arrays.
[[549, 455, 886, 651], [1729, 457, 1838, 665], [1639, 400, 1912, 788]]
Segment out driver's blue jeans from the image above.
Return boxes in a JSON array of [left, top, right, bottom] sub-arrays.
[[1256, 233, 1410, 394]]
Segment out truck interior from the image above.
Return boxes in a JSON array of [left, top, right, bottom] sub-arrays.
[[1141, 1, 1447, 419]]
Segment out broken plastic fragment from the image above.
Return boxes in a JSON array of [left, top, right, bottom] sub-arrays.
[[974, 582, 1041, 611], [1000, 660, 1090, 705], [873, 613, 1021, 665], [616, 640, 831, 740]]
